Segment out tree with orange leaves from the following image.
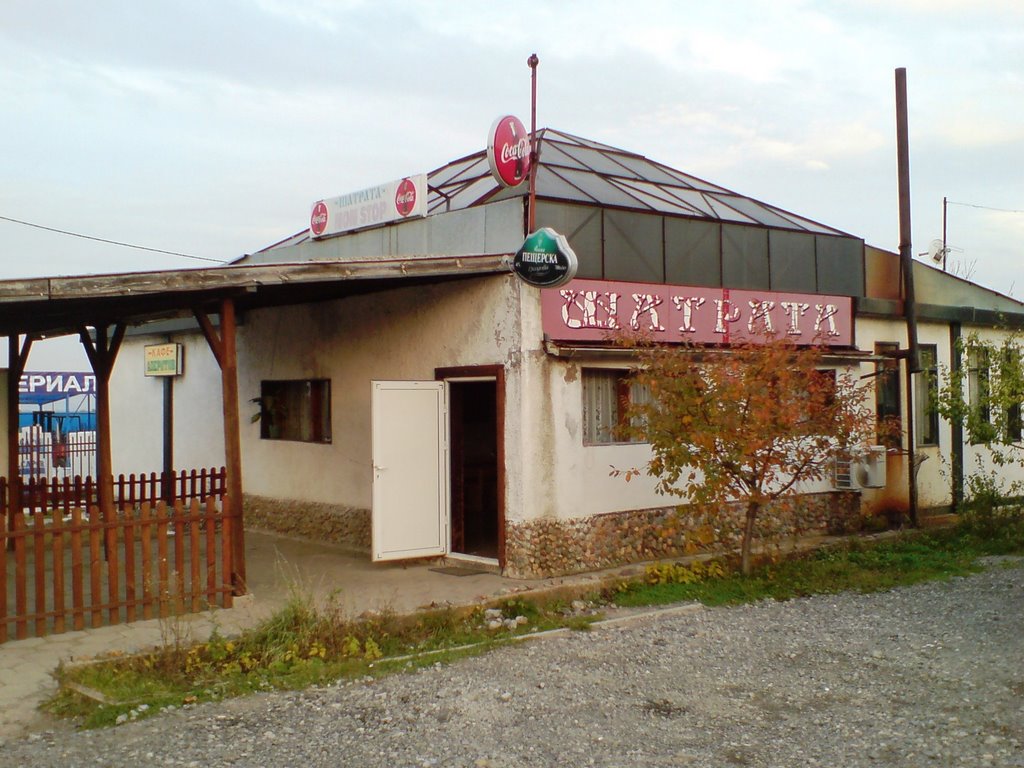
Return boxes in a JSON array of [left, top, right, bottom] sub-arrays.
[[620, 338, 875, 575]]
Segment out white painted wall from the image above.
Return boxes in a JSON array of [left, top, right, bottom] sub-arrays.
[[236, 275, 522, 509], [959, 324, 1024, 497], [853, 316, 956, 508], [110, 333, 225, 477], [914, 320, 955, 508], [108, 274, 1024, 530]]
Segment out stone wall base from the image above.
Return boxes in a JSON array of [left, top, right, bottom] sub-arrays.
[[504, 491, 860, 579], [243, 494, 370, 554]]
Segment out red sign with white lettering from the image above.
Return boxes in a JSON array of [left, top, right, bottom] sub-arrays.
[[541, 279, 854, 347], [310, 200, 329, 236], [394, 177, 417, 217], [487, 115, 531, 188]]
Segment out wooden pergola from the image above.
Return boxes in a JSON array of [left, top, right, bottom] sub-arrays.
[[0, 255, 506, 592]]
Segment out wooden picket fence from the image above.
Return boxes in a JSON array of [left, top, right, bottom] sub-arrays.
[[9, 467, 227, 514], [0, 468, 236, 644]]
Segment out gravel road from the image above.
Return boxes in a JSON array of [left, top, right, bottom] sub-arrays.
[[3, 557, 1021, 768]]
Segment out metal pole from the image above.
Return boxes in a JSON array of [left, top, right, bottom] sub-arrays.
[[896, 68, 920, 374], [895, 67, 920, 527], [942, 196, 948, 272], [162, 372, 173, 502], [527, 53, 539, 234]]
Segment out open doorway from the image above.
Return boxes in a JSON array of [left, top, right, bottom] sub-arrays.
[[438, 366, 504, 566]]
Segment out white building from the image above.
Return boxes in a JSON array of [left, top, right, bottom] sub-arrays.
[[108, 130, 1024, 577]]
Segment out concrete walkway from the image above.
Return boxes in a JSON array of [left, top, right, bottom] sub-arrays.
[[0, 530, 595, 740]]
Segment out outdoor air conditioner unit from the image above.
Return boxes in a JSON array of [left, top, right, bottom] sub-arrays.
[[856, 445, 887, 488], [833, 446, 887, 490]]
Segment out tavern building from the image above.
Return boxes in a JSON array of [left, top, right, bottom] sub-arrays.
[[103, 129, 1024, 577]]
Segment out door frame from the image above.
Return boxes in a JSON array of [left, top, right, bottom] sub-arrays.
[[435, 365, 505, 568]]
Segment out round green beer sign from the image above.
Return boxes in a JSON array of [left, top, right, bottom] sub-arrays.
[[512, 227, 579, 288]]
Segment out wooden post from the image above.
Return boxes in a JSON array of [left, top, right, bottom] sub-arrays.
[[7, 335, 33, 550], [79, 324, 125, 515], [195, 298, 246, 592]]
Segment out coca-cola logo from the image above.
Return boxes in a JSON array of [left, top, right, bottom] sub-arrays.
[[394, 178, 417, 216], [310, 200, 329, 236], [487, 115, 531, 188]]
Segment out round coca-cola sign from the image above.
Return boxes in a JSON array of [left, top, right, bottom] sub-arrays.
[[487, 115, 531, 188], [310, 200, 329, 236], [394, 177, 417, 217]]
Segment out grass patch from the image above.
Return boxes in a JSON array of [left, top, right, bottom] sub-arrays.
[[613, 517, 1023, 609], [45, 592, 602, 730], [46, 514, 1023, 730]]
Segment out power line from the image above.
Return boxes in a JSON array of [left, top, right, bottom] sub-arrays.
[[0, 214, 230, 264], [946, 200, 1024, 215]]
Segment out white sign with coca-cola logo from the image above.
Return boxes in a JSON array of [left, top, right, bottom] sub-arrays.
[[310, 174, 427, 239], [487, 115, 531, 188]]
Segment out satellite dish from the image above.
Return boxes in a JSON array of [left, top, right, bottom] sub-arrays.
[[927, 239, 945, 263]]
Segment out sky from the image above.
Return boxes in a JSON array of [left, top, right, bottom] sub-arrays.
[[1, 0, 1022, 367]]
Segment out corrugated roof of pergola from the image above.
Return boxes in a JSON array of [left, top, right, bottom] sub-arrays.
[[257, 128, 850, 254]]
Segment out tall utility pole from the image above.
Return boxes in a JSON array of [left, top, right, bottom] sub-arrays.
[[895, 67, 921, 527]]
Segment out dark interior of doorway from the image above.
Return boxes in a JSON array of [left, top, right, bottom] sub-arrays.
[[449, 380, 498, 559]]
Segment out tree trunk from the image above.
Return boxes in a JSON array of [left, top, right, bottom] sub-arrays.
[[740, 500, 761, 576]]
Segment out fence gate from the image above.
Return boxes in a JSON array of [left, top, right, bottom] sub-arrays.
[[0, 468, 237, 643]]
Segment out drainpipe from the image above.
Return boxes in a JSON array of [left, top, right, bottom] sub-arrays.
[[896, 67, 921, 527]]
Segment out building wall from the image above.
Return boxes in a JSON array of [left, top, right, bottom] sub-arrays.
[[109, 334, 225, 477], [237, 275, 523, 548], [245, 198, 525, 266], [959, 324, 1024, 498]]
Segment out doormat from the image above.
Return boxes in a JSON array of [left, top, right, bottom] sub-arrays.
[[429, 566, 491, 577]]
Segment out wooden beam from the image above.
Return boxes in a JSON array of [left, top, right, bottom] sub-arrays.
[[193, 309, 224, 368], [195, 301, 245, 592]]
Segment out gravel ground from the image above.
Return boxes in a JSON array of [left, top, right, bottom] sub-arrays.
[[2, 557, 1022, 768]]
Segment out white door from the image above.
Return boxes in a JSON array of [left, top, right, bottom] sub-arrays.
[[371, 380, 448, 561]]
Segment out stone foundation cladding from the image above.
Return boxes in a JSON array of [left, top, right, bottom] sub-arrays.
[[243, 494, 370, 554], [503, 491, 860, 578]]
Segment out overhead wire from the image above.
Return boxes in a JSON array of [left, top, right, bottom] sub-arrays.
[[0, 214, 230, 264], [945, 201, 1024, 215]]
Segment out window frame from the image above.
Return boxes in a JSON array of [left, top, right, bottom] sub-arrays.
[[967, 345, 992, 445], [915, 345, 939, 447], [581, 368, 650, 446], [1001, 346, 1023, 443], [874, 341, 902, 449], [258, 379, 332, 444]]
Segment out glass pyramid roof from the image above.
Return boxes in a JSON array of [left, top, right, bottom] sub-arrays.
[[425, 128, 848, 236]]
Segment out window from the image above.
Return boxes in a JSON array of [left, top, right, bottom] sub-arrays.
[[875, 342, 902, 449], [915, 345, 939, 447], [967, 346, 992, 444], [1001, 347, 1023, 442], [582, 369, 650, 445], [259, 380, 331, 443]]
